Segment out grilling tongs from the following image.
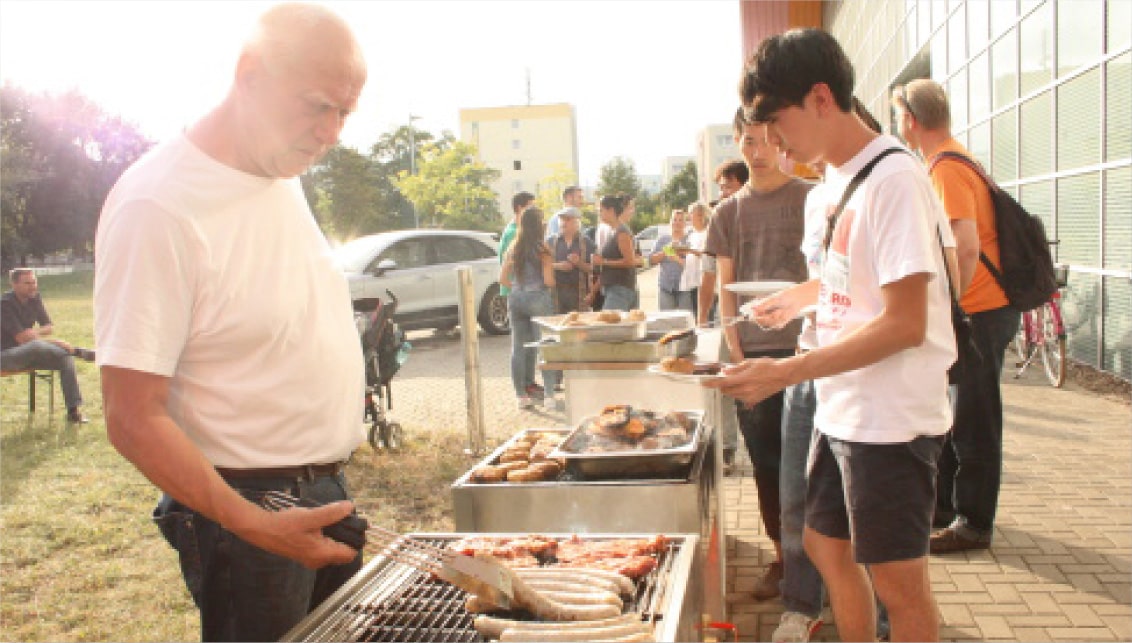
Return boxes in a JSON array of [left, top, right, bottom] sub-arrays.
[[261, 491, 516, 609]]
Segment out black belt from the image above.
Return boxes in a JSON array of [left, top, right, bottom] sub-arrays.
[[215, 462, 344, 481]]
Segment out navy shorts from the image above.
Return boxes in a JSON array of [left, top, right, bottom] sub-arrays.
[[805, 428, 944, 564]]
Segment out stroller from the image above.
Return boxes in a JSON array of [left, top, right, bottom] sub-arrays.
[[354, 290, 411, 451]]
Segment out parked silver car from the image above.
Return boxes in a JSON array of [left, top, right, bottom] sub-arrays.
[[634, 224, 672, 257], [332, 229, 510, 335]]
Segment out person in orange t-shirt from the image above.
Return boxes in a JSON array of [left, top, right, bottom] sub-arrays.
[[895, 79, 1020, 554]]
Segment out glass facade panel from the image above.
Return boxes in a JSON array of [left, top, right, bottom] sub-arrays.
[[919, 0, 935, 47], [1063, 271, 1099, 368], [992, 111, 1018, 183], [1057, 67, 1102, 170], [1102, 276, 1131, 380], [992, 29, 1019, 109], [932, 24, 949, 79], [1107, 53, 1131, 161], [1019, 179, 1054, 231], [968, 51, 992, 123], [1057, 0, 1104, 75], [1057, 173, 1100, 265], [990, 0, 1018, 38], [949, 8, 968, 71], [950, 67, 969, 131], [969, 121, 992, 166], [968, 0, 990, 52], [1020, 1, 1054, 96], [1110, 0, 1132, 51], [1104, 167, 1131, 271], [933, 0, 950, 30], [1019, 92, 1053, 178], [905, 2, 921, 59]]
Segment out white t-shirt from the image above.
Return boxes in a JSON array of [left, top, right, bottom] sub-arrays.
[[813, 135, 956, 443], [95, 135, 365, 468], [679, 229, 707, 292], [796, 181, 834, 351], [595, 222, 614, 252]]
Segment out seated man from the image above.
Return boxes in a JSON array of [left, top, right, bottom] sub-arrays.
[[1, 268, 93, 422]]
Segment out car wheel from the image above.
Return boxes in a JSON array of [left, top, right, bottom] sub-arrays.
[[478, 283, 510, 335]]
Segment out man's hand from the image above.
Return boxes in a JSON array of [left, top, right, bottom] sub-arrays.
[[237, 500, 361, 569], [703, 357, 796, 406]]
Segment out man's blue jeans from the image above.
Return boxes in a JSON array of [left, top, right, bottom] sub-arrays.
[[936, 305, 1019, 540], [600, 284, 638, 312], [658, 288, 693, 312], [0, 339, 83, 409], [153, 472, 362, 642], [780, 379, 824, 617], [507, 288, 560, 397]]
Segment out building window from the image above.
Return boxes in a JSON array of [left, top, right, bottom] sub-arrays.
[[512, 139, 521, 150], [513, 160, 522, 171], [716, 134, 732, 147], [511, 119, 519, 128]]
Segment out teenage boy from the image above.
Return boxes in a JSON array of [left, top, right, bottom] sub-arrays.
[[706, 28, 957, 642], [894, 79, 1017, 553], [704, 112, 811, 602]]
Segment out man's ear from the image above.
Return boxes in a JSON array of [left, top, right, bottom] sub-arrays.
[[810, 83, 837, 116], [234, 52, 262, 94]]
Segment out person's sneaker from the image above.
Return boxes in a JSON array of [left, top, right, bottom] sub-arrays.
[[517, 396, 534, 410], [66, 409, 89, 424], [772, 611, 822, 643], [930, 527, 990, 554], [751, 560, 783, 601], [525, 383, 545, 399]]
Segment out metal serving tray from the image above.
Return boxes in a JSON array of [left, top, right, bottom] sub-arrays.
[[531, 331, 696, 363], [534, 314, 647, 343], [549, 410, 706, 478]]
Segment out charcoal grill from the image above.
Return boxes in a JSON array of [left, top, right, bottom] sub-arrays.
[[282, 533, 701, 643]]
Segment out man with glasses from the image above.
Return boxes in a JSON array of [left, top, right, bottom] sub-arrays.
[[1, 268, 93, 423]]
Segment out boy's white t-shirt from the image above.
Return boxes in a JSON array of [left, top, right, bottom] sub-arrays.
[[813, 135, 956, 443], [95, 135, 365, 468]]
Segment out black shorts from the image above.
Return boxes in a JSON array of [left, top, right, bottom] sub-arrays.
[[805, 428, 944, 564]]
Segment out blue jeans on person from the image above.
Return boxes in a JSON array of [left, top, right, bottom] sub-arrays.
[[936, 304, 1020, 540], [508, 288, 560, 397], [737, 348, 794, 544], [600, 284, 638, 312], [152, 472, 363, 642], [0, 339, 83, 410], [658, 288, 693, 312]]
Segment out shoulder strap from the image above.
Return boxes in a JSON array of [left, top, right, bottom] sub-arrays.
[[928, 151, 1006, 284], [822, 147, 907, 252]]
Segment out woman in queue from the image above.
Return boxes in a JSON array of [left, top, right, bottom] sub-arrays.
[[500, 206, 561, 410], [592, 194, 640, 311]]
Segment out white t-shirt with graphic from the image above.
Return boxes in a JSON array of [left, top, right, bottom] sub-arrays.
[[813, 135, 956, 443]]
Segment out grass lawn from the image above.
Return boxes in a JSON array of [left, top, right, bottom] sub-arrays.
[[1, 271, 467, 641]]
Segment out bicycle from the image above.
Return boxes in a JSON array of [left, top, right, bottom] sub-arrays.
[[1013, 256, 1069, 388]]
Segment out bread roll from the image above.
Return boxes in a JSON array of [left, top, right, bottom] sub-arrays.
[[660, 356, 694, 374]]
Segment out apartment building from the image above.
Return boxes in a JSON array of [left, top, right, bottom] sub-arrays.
[[458, 103, 579, 219], [695, 124, 740, 202]]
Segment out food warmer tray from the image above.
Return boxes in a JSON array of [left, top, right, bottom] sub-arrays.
[[533, 314, 647, 343], [549, 410, 706, 478]]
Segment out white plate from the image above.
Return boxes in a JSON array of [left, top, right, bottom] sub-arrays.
[[724, 280, 797, 297], [646, 363, 726, 382]]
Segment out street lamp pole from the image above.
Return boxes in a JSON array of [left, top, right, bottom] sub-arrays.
[[408, 114, 421, 228]]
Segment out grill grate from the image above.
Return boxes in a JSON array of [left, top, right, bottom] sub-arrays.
[[290, 536, 686, 642]]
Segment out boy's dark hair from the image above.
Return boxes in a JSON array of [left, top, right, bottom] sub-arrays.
[[740, 28, 855, 123], [731, 106, 746, 136], [511, 191, 536, 213], [714, 159, 749, 185]]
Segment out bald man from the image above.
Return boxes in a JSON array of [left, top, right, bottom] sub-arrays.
[[94, 4, 369, 639]]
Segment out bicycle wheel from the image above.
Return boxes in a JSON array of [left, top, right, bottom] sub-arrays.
[[1039, 302, 1067, 387]]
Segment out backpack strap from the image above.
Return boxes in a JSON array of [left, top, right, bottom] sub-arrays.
[[823, 147, 907, 253], [927, 150, 1005, 285]]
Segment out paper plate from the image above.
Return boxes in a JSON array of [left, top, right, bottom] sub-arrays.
[[646, 363, 726, 382], [723, 280, 797, 297]]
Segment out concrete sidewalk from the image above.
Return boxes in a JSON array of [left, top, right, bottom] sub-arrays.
[[388, 268, 1131, 641]]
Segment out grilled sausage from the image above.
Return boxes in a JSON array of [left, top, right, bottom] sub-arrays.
[[512, 567, 634, 596], [498, 621, 654, 642], [473, 614, 637, 640]]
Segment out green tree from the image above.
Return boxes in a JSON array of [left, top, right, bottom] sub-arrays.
[[0, 85, 151, 269], [659, 160, 699, 213], [535, 163, 579, 213], [305, 145, 389, 242], [369, 125, 437, 228], [395, 140, 501, 230], [595, 156, 642, 202]]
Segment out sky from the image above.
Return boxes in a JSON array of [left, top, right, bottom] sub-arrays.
[[0, 0, 745, 186]]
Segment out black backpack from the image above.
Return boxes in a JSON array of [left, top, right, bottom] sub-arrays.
[[930, 152, 1058, 312]]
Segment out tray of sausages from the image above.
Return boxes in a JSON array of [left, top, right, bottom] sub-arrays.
[[549, 407, 705, 479], [465, 429, 570, 484]]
